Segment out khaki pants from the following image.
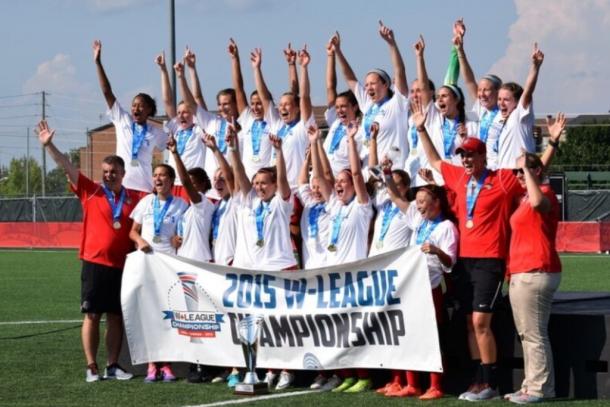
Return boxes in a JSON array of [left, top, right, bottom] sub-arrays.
[[509, 272, 561, 398]]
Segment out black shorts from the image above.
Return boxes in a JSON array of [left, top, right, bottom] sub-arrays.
[[80, 260, 123, 314], [451, 258, 505, 314]]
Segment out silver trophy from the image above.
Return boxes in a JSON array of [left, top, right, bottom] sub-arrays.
[[234, 315, 268, 395]]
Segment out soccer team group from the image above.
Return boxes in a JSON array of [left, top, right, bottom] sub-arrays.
[[40, 19, 564, 403]]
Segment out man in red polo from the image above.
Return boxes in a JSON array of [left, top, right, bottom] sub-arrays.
[[37, 120, 140, 382], [412, 105, 523, 401]]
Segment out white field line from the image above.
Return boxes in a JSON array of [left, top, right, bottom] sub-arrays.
[[186, 390, 317, 407], [0, 319, 83, 326]]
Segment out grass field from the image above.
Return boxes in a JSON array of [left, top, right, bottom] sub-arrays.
[[1, 250, 609, 406]]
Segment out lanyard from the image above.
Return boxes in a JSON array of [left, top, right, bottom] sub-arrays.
[[273, 119, 298, 159], [216, 118, 228, 154], [466, 170, 488, 221], [327, 123, 346, 154], [153, 195, 174, 238], [307, 202, 326, 238], [378, 201, 400, 243], [175, 127, 194, 155], [363, 97, 389, 141], [250, 119, 266, 157], [101, 185, 126, 223], [415, 215, 442, 244], [410, 124, 418, 150], [211, 198, 228, 241], [131, 122, 148, 160], [479, 107, 499, 144], [255, 200, 271, 244], [442, 117, 459, 157]]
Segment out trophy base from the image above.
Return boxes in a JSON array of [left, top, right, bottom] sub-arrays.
[[234, 382, 269, 395]]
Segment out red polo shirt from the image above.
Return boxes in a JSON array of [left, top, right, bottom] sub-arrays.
[[441, 162, 523, 259], [71, 173, 140, 269]]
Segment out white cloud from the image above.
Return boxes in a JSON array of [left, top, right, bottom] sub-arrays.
[[489, 0, 610, 114], [23, 54, 86, 95]]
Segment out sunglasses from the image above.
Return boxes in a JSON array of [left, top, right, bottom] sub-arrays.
[[512, 167, 540, 176]]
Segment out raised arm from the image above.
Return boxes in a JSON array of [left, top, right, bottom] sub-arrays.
[[269, 135, 291, 200], [284, 43, 299, 95], [521, 43, 544, 109], [413, 35, 432, 106], [156, 51, 176, 118], [167, 135, 200, 203], [298, 145, 311, 187], [368, 122, 380, 168], [250, 48, 273, 113], [316, 136, 335, 185], [347, 122, 368, 204], [382, 160, 409, 211], [228, 123, 251, 195], [540, 112, 566, 169], [37, 120, 78, 186], [414, 100, 442, 172], [228, 38, 248, 115], [308, 126, 333, 201], [453, 19, 477, 101], [174, 62, 197, 113], [379, 20, 408, 96], [204, 132, 236, 194], [326, 37, 337, 107], [298, 45, 313, 121], [330, 32, 358, 92], [184, 47, 207, 110], [92, 40, 116, 109]]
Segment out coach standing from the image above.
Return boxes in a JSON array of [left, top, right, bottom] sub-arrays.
[[37, 120, 139, 382]]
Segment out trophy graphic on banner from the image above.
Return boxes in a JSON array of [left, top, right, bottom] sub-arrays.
[[234, 315, 268, 395], [177, 272, 203, 343]]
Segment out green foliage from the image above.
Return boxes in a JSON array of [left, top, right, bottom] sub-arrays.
[[553, 126, 610, 167], [0, 156, 42, 196]]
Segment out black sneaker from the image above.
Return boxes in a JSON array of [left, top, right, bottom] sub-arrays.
[[187, 364, 205, 383]]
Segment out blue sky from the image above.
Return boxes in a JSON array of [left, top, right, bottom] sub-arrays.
[[1, 0, 609, 167]]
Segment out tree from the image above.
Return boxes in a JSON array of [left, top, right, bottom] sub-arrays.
[[552, 126, 610, 168], [0, 157, 42, 197]]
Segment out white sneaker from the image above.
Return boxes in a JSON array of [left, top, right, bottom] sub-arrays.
[[320, 374, 341, 391], [310, 374, 327, 389], [275, 371, 294, 390], [263, 371, 277, 388], [86, 364, 100, 383], [211, 369, 230, 383], [103, 364, 133, 380]]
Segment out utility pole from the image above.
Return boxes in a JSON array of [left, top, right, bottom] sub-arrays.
[[169, 0, 176, 107], [41, 91, 46, 196], [26, 127, 30, 197]]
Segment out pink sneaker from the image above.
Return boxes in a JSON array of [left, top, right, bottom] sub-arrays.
[[144, 363, 158, 383], [160, 364, 176, 382]]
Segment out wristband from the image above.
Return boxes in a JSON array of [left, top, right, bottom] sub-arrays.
[[548, 139, 559, 148]]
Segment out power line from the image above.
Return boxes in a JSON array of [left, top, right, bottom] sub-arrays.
[[0, 92, 41, 100]]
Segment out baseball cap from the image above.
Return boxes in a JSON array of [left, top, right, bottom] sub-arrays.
[[455, 137, 486, 156]]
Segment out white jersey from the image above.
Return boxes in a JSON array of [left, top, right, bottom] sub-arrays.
[[177, 192, 215, 262], [233, 190, 297, 270], [211, 196, 237, 266], [107, 101, 166, 192], [470, 100, 504, 170], [269, 115, 314, 190], [323, 107, 365, 176], [297, 185, 331, 269], [325, 194, 373, 266], [406, 204, 458, 289], [369, 189, 414, 257], [165, 119, 207, 186], [238, 105, 280, 180], [353, 83, 410, 169], [130, 193, 188, 255], [496, 102, 535, 170]]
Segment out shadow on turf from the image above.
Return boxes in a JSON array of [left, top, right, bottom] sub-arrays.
[[0, 323, 81, 340]]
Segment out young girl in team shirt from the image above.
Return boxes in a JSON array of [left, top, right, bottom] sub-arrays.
[[380, 185, 458, 400], [129, 164, 188, 383], [93, 40, 166, 198], [367, 123, 413, 256], [331, 21, 410, 170]]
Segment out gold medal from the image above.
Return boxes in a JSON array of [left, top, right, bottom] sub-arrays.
[[466, 219, 474, 229], [327, 244, 337, 252], [112, 221, 121, 230], [252, 155, 260, 162], [256, 239, 264, 247], [130, 159, 139, 167], [152, 236, 162, 243]]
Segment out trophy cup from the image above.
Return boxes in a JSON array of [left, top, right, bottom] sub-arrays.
[[234, 315, 268, 395]]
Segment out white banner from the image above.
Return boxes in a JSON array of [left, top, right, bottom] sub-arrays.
[[122, 247, 442, 372]]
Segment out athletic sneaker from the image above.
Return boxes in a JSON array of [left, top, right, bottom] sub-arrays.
[[376, 381, 402, 395], [160, 364, 177, 382], [103, 363, 133, 380], [86, 363, 100, 383], [227, 373, 240, 388], [187, 364, 209, 383], [310, 374, 327, 389], [386, 384, 421, 397], [144, 364, 158, 383], [275, 371, 294, 390], [211, 369, 230, 383], [419, 387, 444, 400], [263, 371, 277, 388], [465, 386, 499, 401], [320, 374, 341, 391], [504, 390, 524, 400], [459, 383, 481, 400], [332, 377, 356, 392], [343, 378, 371, 393], [508, 392, 543, 404]]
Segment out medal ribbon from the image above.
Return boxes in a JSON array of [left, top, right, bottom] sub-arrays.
[[363, 97, 389, 142], [255, 200, 271, 244], [415, 215, 443, 244], [272, 119, 298, 160], [153, 195, 174, 238], [378, 201, 400, 243], [176, 127, 194, 155], [216, 118, 228, 154], [479, 107, 499, 144], [307, 202, 326, 238], [250, 119, 266, 157], [211, 198, 228, 241], [442, 117, 459, 157], [466, 170, 488, 222], [327, 123, 346, 154], [131, 122, 148, 161], [102, 185, 126, 225]]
